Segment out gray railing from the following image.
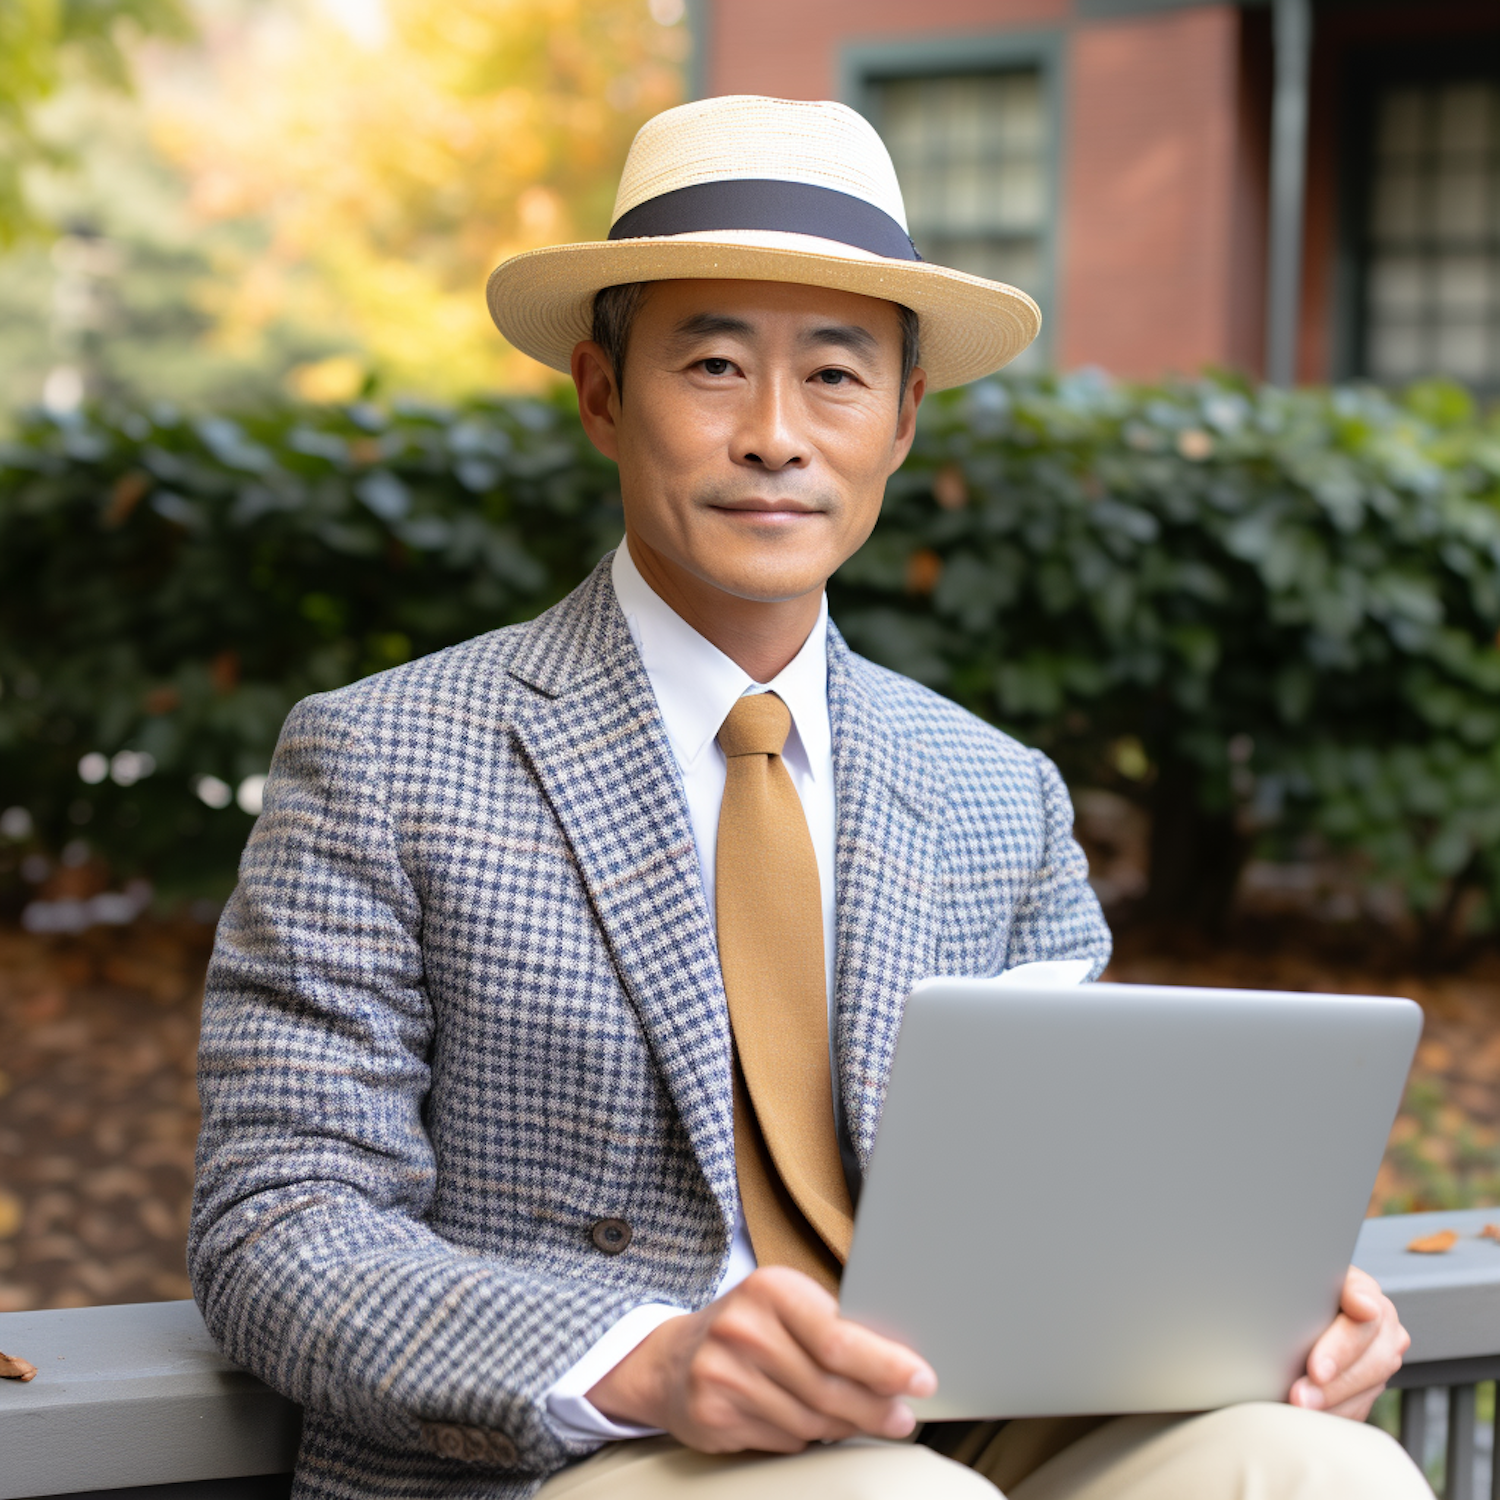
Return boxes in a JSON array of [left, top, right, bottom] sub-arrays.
[[0, 1300, 297, 1500], [1391, 1360, 1499, 1500], [1, 1208, 1496, 1499], [1356, 1208, 1500, 1499]]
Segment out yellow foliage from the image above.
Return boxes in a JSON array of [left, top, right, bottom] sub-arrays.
[[288, 354, 366, 403], [149, 0, 686, 396]]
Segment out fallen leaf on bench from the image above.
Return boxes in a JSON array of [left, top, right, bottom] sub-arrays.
[[1480, 1224, 1500, 1243], [0, 1350, 37, 1381], [1406, 1230, 1458, 1254]]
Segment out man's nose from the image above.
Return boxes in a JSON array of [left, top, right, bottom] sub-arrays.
[[733, 377, 806, 471]]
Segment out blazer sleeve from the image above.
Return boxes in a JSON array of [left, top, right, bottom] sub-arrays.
[[189, 693, 643, 1477], [1002, 748, 1113, 977]]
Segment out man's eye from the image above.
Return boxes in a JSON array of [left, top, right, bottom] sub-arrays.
[[815, 369, 852, 385], [701, 358, 732, 376]]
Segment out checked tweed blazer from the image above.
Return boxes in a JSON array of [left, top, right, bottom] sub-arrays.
[[190, 556, 1112, 1500]]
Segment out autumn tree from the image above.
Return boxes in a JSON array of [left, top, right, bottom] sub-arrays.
[[149, 0, 687, 396]]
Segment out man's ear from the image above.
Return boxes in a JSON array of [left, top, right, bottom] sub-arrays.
[[889, 366, 927, 474], [572, 341, 622, 462]]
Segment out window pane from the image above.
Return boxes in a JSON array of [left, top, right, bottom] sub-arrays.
[[1436, 84, 1492, 155], [1369, 323, 1426, 381], [1434, 253, 1495, 314], [1434, 166, 1487, 239], [1433, 322, 1490, 379], [1369, 255, 1426, 316], [996, 75, 1042, 152], [1376, 88, 1426, 160], [1371, 172, 1423, 240], [995, 160, 1045, 229], [1362, 77, 1500, 385]]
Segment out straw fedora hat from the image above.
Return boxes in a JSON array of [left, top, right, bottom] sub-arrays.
[[486, 94, 1040, 390]]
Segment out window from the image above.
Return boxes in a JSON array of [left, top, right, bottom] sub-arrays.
[[869, 68, 1052, 370], [1362, 80, 1500, 384]]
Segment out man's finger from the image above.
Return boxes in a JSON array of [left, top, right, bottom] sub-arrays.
[[766, 1273, 936, 1398], [1303, 1324, 1406, 1413], [1305, 1309, 1380, 1386], [1293, 1275, 1408, 1419], [1323, 1386, 1389, 1422], [1341, 1267, 1386, 1322], [707, 1362, 864, 1449], [676, 1318, 848, 1453], [1305, 1273, 1402, 1390], [707, 1275, 924, 1437], [1289, 1377, 1325, 1410]]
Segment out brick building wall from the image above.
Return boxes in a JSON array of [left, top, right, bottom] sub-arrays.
[[1057, 6, 1254, 376]]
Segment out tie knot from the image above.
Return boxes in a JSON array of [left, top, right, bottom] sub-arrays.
[[717, 692, 791, 759]]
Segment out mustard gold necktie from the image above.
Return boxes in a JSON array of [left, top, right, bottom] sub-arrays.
[[716, 692, 853, 1294]]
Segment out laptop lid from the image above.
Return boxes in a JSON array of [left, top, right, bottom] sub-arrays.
[[838, 981, 1421, 1420]]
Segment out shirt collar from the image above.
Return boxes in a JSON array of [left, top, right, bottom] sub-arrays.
[[610, 541, 830, 777]]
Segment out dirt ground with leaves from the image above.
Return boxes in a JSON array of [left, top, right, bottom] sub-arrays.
[[0, 920, 209, 1311], [0, 914, 1497, 1313]]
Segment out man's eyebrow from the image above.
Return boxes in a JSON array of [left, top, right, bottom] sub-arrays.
[[800, 323, 880, 359], [668, 312, 756, 346], [665, 314, 883, 360]]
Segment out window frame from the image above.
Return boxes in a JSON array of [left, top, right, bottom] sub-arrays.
[[840, 29, 1067, 368], [684, 0, 711, 103], [1334, 36, 1500, 388]]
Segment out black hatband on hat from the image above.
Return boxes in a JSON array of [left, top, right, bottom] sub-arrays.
[[608, 178, 922, 262]]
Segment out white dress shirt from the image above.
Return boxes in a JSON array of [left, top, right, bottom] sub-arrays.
[[543, 540, 838, 1442]]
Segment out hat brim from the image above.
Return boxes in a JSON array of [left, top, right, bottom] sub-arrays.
[[485, 230, 1040, 391]]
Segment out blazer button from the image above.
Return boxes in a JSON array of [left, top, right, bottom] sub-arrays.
[[419, 1420, 518, 1467], [591, 1217, 633, 1254]]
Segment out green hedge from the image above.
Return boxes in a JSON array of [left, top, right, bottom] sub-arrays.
[[3, 376, 1500, 935], [0, 394, 623, 899], [842, 375, 1500, 935]]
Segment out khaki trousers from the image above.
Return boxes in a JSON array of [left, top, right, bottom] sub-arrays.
[[535, 1405, 1432, 1499]]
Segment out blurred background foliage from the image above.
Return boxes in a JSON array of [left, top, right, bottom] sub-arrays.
[[0, 0, 687, 414], [4, 373, 1500, 951], [0, 389, 622, 896], [0, 0, 190, 246]]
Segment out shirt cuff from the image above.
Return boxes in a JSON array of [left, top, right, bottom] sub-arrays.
[[544, 1302, 690, 1443], [997, 958, 1092, 987]]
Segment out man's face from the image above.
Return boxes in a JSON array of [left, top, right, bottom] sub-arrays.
[[573, 278, 924, 606]]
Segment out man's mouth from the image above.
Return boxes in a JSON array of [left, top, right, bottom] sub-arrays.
[[709, 497, 825, 516]]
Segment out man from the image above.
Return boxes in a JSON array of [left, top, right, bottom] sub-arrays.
[[191, 96, 1423, 1499]]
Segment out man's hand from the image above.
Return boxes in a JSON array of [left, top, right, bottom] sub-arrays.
[[587, 1266, 937, 1453], [1289, 1265, 1410, 1421]]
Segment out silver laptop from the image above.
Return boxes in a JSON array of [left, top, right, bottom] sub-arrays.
[[838, 979, 1421, 1420]]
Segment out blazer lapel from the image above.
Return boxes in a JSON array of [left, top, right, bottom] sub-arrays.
[[507, 564, 739, 1222], [827, 628, 946, 1167]]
